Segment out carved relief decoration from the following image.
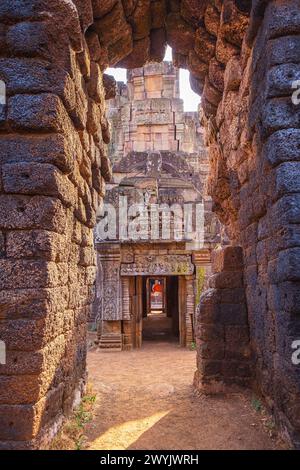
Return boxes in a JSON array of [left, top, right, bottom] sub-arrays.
[[121, 255, 194, 276], [100, 254, 122, 320]]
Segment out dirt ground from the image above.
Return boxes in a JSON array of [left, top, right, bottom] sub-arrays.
[[85, 340, 283, 450]]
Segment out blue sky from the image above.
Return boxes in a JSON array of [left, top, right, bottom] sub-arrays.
[[106, 46, 201, 112]]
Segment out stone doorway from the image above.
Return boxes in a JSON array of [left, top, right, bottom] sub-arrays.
[[142, 276, 180, 344], [95, 242, 205, 352], [1, 0, 299, 450]]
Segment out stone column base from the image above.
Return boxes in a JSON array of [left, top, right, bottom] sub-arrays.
[[98, 320, 123, 352], [99, 333, 123, 351]]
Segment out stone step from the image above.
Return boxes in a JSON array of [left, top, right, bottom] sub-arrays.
[[99, 334, 123, 352]]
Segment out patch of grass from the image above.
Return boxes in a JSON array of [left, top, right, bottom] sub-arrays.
[[50, 385, 96, 451], [190, 341, 197, 351], [251, 396, 263, 413], [88, 322, 97, 332], [251, 396, 280, 441], [263, 416, 276, 437]]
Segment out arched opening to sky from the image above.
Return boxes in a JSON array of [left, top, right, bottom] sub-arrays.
[[106, 46, 201, 112]]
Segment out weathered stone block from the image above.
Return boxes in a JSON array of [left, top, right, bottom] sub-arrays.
[[204, 3, 220, 37], [0, 287, 68, 321], [150, 28, 167, 62], [86, 31, 102, 63], [117, 37, 150, 69], [0, 404, 37, 441], [8, 93, 68, 132], [222, 361, 252, 379], [2, 163, 76, 207], [0, 314, 65, 351], [266, 63, 300, 99], [203, 77, 222, 107], [276, 224, 300, 253], [166, 12, 195, 56], [190, 74, 204, 95], [0, 59, 76, 114], [151, 0, 167, 29], [0, 1, 36, 21], [264, 129, 300, 167], [196, 323, 224, 342], [277, 248, 300, 282], [217, 303, 248, 326], [102, 73, 116, 100], [212, 246, 243, 273], [215, 34, 239, 64], [197, 339, 225, 360], [275, 162, 300, 198], [197, 299, 220, 324], [219, 287, 246, 304], [6, 230, 67, 261], [197, 359, 223, 377], [127, 0, 151, 41], [208, 58, 224, 92], [79, 246, 95, 267], [180, 0, 208, 27], [223, 56, 241, 93], [73, 0, 94, 32], [106, 31, 133, 65], [268, 36, 300, 66], [0, 102, 6, 127], [194, 27, 216, 64], [210, 271, 244, 289], [225, 325, 251, 359], [87, 100, 101, 135], [94, 1, 131, 47], [0, 134, 78, 174], [0, 259, 57, 289], [0, 375, 43, 405], [262, 98, 300, 137], [268, 282, 300, 315], [197, 289, 219, 309], [92, 0, 118, 19], [0, 231, 4, 258], [225, 325, 249, 345], [0, 195, 66, 232], [38, 383, 65, 431], [258, 196, 300, 242], [6, 21, 49, 57], [265, 0, 300, 39], [220, 0, 249, 46]]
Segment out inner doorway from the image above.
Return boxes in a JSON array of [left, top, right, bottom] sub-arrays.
[[142, 276, 179, 343]]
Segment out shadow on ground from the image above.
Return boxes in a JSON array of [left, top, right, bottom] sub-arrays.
[[85, 341, 282, 450]]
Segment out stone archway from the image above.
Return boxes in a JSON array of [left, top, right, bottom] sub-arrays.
[[0, 0, 299, 449]]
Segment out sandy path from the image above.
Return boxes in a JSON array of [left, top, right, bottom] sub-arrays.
[[85, 341, 280, 450]]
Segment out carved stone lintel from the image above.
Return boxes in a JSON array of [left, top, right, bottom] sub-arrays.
[[121, 254, 194, 276]]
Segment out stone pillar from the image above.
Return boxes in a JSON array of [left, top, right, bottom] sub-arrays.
[[192, 250, 212, 306], [121, 276, 133, 350], [97, 244, 122, 351], [194, 246, 252, 394], [185, 275, 195, 347]]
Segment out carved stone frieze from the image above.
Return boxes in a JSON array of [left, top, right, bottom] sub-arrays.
[[120, 254, 194, 276]]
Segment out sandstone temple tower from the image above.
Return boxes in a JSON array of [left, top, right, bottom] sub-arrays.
[[94, 61, 221, 351]]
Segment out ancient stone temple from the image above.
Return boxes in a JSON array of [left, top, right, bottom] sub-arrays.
[[94, 61, 221, 350], [0, 0, 300, 450]]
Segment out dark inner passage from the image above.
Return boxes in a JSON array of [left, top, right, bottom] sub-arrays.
[[142, 276, 179, 342]]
